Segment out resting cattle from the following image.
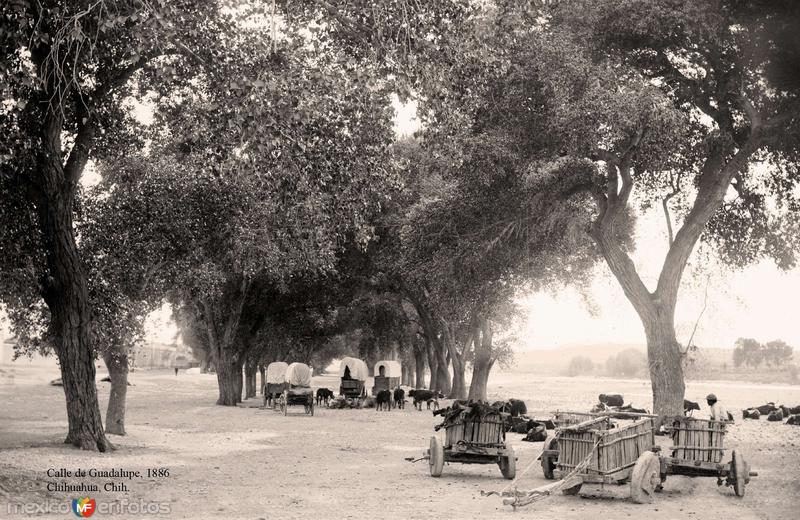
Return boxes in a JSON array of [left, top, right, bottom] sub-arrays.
[[767, 409, 784, 422], [393, 388, 405, 409], [316, 388, 334, 406], [599, 394, 624, 407], [408, 389, 441, 410], [521, 424, 548, 442], [508, 417, 537, 434], [786, 414, 800, 425], [787, 405, 800, 415], [684, 399, 700, 415], [619, 404, 649, 414], [742, 409, 761, 420], [376, 390, 392, 411], [751, 402, 777, 415]]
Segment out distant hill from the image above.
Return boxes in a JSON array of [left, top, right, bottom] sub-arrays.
[[510, 343, 742, 373], [511, 343, 645, 374]]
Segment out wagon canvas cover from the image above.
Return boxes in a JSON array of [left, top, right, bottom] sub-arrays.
[[285, 362, 312, 387], [266, 362, 289, 384], [339, 357, 369, 381], [374, 360, 401, 378]]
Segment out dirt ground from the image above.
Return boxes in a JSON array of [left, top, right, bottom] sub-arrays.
[[1, 366, 799, 519]]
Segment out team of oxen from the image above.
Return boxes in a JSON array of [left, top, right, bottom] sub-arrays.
[[313, 384, 800, 430]]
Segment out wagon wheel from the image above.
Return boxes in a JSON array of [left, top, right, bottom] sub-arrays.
[[541, 438, 558, 480], [630, 451, 661, 504], [499, 447, 517, 480], [429, 436, 444, 477], [731, 450, 746, 497]]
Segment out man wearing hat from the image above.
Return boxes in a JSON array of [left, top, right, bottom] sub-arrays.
[[706, 393, 729, 422]]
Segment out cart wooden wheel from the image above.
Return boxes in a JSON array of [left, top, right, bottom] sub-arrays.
[[499, 448, 516, 480], [732, 450, 746, 497], [429, 436, 444, 477], [541, 438, 558, 480], [630, 451, 661, 504]]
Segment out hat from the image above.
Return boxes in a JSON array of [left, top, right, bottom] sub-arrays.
[[706, 393, 717, 401]]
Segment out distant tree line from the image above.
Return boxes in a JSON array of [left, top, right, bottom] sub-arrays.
[[733, 338, 793, 368], [564, 348, 649, 379]]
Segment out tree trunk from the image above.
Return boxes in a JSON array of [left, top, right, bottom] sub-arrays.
[[449, 354, 466, 400], [245, 360, 257, 399], [468, 359, 493, 402], [468, 318, 495, 402], [258, 364, 266, 395], [413, 342, 426, 389], [426, 341, 438, 391], [102, 348, 129, 436], [440, 319, 469, 400], [36, 172, 111, 451], [235, 358, 244, 400], [215, 349, 242, 406], [200, 357, 210, 373], [435, 341, 451, 396], [644, 308, 685, 417]]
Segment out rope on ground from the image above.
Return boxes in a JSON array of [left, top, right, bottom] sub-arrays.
[[482, 437, 602, 511]]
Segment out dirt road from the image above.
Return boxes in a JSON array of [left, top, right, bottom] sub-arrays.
[[1, 368, 798, 519]]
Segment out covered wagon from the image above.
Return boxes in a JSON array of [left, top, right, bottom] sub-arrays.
[[263, 362, 288, 409], [372, 360, 401, 395], [278, 362, 314, 416], [339, 357, 368, 403]]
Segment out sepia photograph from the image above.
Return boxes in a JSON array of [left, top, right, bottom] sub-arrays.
[[1, 1, 799, 518]]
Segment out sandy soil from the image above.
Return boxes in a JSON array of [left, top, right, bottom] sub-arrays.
[[1, 367, 799, 519]]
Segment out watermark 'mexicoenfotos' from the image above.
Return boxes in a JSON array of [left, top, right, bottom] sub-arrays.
[[6, 498, 171, 517]]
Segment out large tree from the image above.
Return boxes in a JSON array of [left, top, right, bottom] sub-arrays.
[[0, 0, 227, 450], [547, 0, 800, 415], [411, 0, 799, 414]]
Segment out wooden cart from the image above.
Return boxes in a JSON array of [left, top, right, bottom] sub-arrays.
[[628, 417, 756, 503], [552, 410, 602, 427], [338, 357, 368, 404], [372, 360, 401, 396], [264, 362, 288, 409], [278, 387, 314, 416], [547, 417, 655, 495], [541, 411, 605, 479], [425, 409, 517, 480], [277, 362, 314, 416]]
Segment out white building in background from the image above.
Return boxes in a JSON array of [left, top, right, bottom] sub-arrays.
[[131, 341, 196, 369], [1, 332, 195, 370]]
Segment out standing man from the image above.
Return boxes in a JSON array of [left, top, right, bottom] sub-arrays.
[[706, 393, 729, 422]]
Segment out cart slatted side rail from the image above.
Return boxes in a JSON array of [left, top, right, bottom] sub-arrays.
[[445, 413, 505, 448], [553, 411, 604, 428], [557, 418, 654, 475], [669, 417, 727, 463]]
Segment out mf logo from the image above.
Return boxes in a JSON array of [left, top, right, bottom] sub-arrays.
[[71, 497, 96, 517]]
